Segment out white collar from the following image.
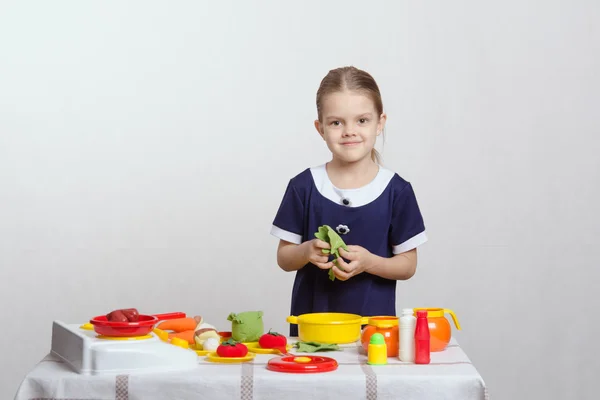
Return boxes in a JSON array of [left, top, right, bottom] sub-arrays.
[[309, 164, 395, 207]]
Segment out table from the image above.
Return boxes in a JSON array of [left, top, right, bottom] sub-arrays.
[[14, 338, 489, 400]]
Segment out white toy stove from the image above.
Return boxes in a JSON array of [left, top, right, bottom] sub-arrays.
[[50, 321, 199, 375]]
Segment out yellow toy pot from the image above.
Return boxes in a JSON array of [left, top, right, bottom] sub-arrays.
[[286, 313, 370, 344]]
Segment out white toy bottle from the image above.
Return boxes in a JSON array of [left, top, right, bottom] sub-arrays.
[[399, 308, 416, 362]]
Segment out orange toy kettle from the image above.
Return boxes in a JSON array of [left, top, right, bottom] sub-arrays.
[[413, 308, 461, 352], [361, 316, 399, 357]]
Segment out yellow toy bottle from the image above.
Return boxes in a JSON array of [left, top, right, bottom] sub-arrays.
[[367, 333, 387, 365]]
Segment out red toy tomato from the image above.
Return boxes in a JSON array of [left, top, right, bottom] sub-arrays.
[[217, 339, 248, 358], [259, 329, 287, 349]]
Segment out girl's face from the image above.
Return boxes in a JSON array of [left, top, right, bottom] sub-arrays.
[[315, 90, 386, 164]]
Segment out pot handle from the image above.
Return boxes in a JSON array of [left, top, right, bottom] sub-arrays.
[[444, 309, 461, 330], [152, 312, 187, 321], [360, 317, 370, 325], [286, 316, 299, 324]]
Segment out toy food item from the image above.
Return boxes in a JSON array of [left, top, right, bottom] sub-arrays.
[[121, 308, 139, 321], [168, 330, 195, 344], [259, 329, 287, 349], [294, 341, 340, 352], [216, 339, 248, 358], [106, 310, 127, 322], [202, 337, 220, 351], [106, 308, 139, 322], [314, 225, 348, 281], [194, 316, 220, 347], [154, 315, 218, 345], [156, 317, 197, 332], [228, 311, 264, 342]]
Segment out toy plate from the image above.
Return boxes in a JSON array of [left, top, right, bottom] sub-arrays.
[[189, 344, 217, 356], [267, 355, 338, 373], [206, 352, 255, 363], [244, 342, 293, 354]]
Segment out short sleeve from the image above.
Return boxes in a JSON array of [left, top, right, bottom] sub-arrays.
[[270, 180, 305, 244], [390, 182, 428, 254]]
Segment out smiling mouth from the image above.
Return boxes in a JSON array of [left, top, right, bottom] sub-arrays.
[[341, 142, 362, 146]]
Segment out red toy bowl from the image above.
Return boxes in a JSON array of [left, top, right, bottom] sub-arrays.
[[90, 312, 186, 337]]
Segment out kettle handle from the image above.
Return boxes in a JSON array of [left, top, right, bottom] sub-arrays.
[[444, 309, 461, 330]]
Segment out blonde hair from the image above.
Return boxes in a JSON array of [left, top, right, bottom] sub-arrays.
[[316, 66, 384, 164]]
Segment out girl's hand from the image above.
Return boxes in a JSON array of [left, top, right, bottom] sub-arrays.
[[303, 239, 333, 270], [333, 246, 376, 281]]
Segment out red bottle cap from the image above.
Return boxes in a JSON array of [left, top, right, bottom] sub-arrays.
[[416, 310, 428, 318]]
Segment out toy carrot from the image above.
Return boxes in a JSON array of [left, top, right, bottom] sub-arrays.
[[168, 330, 195, 344], [156, 317, 197, 332]]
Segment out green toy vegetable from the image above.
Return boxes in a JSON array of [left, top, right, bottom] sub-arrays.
[[314, 225, 348, 281], [294, 341, 341, 352], [227, 311, 264, 342]]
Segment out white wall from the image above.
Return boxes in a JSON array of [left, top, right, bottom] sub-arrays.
[[1, 1, 599, 399]]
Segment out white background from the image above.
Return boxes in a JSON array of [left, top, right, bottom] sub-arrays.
[[1, 1, 599, 399]]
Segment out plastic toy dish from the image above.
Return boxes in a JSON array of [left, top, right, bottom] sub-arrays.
[[267, 355, 338, 373], [244, 342, 293, 354], [189, 344, 213, 356], [205, 352, 256, 363]]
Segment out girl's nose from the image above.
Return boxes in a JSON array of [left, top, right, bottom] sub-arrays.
[[343, 127, 356, 136]]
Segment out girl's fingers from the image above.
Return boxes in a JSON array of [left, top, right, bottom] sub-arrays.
[[332, 265, 350, 281], [336, 256, 353, 273], [314, 240, 331, 249], [339, 247, 358, 261], [314, 261, 333, 270], [310, 254, 329, 264]]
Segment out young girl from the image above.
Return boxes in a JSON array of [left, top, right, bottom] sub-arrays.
[[270, 66, 428, 336]]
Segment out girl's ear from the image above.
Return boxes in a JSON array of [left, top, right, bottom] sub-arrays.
[[314, 119, 325, 139], [377, 113, 387, 136]]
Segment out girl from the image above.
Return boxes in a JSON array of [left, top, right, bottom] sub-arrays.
[[270, 66, 428, 336]]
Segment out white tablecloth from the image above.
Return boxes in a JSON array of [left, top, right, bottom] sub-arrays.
[[15, 338, 489, 400]]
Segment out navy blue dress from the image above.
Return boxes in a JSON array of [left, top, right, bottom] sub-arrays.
[[271, 164, 428, 336]]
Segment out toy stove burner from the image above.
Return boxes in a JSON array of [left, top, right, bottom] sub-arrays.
[[80, 323, 154, 341], [96, 334, 153, 341]]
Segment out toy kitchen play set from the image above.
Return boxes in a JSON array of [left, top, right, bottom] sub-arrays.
[[50, 307, 461, 375]]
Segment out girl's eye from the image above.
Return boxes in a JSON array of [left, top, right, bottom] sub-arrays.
[[331, 121, 341, 126], [359, 118, 368, 124]]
